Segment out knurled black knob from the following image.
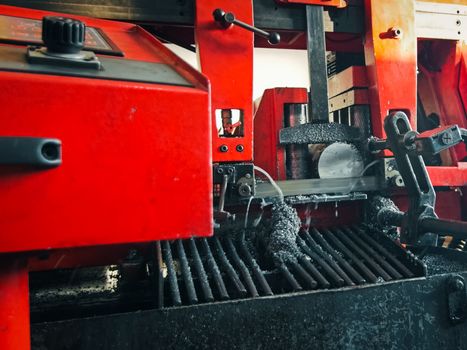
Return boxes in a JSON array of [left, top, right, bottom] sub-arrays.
[[42, 16, 86, 54]]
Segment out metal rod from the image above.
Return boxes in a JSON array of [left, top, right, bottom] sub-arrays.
[[290, 261, 317, 289], [176, 240, 198, 304], [155, 241, 164, 308], [304, 231, 355, 286], [254, 176, 380, 198], [213, 8, 280, 44], [297, 238, 345, 287], [341, 227, 403, 279], [333, 228, 391, 281], [303, 232, 354, 286], [324, 229, 378, 283], [161, 241, 181, 306], [212, 237, 247, 296], [218, 174, 229, 212], [420, 218, 467, 237], [238, 240, 273, 296], [278, 263, 302, 292], [188, 238, 214, 302], [298, 256, 330, 289], [200, 238, 229, 300], [310, 228, 366, 284], [353, 226, 414, 278], [225, 238, 259, 297]]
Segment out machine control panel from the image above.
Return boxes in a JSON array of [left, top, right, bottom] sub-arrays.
[[0, 14, 121, 55]]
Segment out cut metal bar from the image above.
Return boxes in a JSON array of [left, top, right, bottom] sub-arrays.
[[255, 176, 380, 198], [353, 226, 414, 278], [224, 238, 259, 298], [303, 231, 355, 286], [188, 238, 214, 302], [341, 227, 403, 279], [278, 263, 302, 292], [176, 240, 198, 304], [310, 228, 366, 284], [323, 229, 378, 283], [333, 228, 392, 281], [212, 237, 247, 296], [297, 238, 345, 287], [290, 261, 318, 289], [238, 240, 273, 296], [161, 241, 181, 306], [298, 256, 330, 288], [200, 238, 229, 300]]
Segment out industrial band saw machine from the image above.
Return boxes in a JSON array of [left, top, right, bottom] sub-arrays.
[[0, 0, 466, 349]]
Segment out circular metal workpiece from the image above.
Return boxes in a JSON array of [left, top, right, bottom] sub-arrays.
[[317, 142, 364, 179]]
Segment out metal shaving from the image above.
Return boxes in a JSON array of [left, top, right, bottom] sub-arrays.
[[280, 122, 361, 145], [266, 202, 303, 264]]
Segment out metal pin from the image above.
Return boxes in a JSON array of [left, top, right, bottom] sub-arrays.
[[225, 238, 259, 297], [200, 238, 229, 300], [188, 238, 214, 302], [161, 241, 182, 306], [212, 237, 247, 296], [176, 240, 198, 304]]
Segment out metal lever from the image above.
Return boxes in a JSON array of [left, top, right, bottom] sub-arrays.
[[0, 137, 61, 167], [380, 112, 467, 244], [213, 8, 281, 45]]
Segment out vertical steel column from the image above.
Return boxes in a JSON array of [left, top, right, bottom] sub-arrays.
[[306, 5, 329, 123]]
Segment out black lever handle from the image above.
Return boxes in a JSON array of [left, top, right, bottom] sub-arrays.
[[0, 137, 61, 167], [213, 8, 281, 45]]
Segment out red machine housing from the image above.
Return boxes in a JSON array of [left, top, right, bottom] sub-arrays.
[[0, 5, 213, 253]]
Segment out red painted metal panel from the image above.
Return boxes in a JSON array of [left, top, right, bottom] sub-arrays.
[[254, 88, 308, 180], [0, 6, 213, 253], [428, 165, 467, 187], [460, 46, 467, 116], [195, 0, 254, 163], [363, 0, 417, 139], [0, 73, 212, 253], [0, 258, 30, 350]]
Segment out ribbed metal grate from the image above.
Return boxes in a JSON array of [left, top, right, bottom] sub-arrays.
[[157, 225, 424, 308]]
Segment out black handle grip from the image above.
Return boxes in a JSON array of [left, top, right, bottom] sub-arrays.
[[213, 8, 281, 45], [0, 137, 61, 167]]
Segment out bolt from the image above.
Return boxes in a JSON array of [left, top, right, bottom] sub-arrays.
[[451, 278, 465, 292], [456, 20, 461, 26], [236, 144, 244, 152], [216, 168, 224, 174], [440, 131, 453, 145], [245, 173, 252, 179], [403, 131, 417, 149], [238, 183, 252, 197], [392, 176, 404, 187], [227, 168, 234, 174], [388, 27, 403, 38], [219, 145, 228, 153]]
